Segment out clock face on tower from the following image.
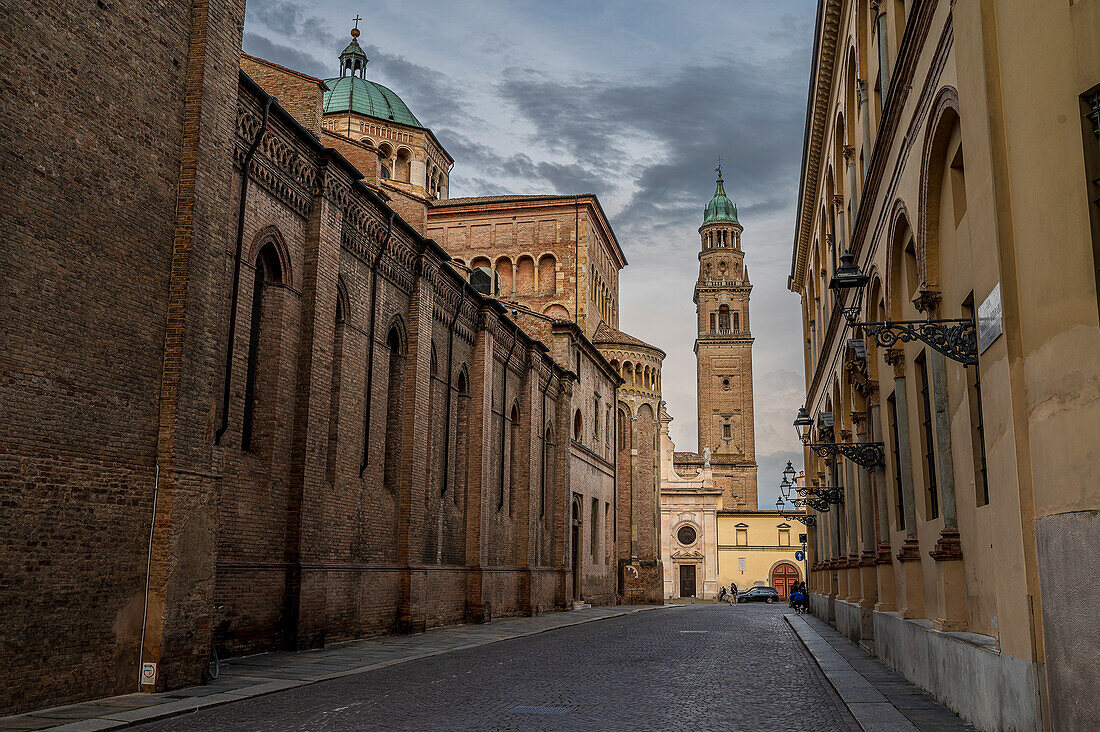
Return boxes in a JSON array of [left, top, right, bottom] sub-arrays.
[[695, 170, 758, 508]]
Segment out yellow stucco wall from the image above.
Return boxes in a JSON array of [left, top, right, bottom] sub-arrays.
[[716, 511, 806, 593]]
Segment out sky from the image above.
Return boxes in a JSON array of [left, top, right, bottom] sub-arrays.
[[243, 0, 816, 509]]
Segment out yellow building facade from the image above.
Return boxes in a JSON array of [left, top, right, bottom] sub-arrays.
[[716, 511, 805, 598], [790, 1, 1100, 730]]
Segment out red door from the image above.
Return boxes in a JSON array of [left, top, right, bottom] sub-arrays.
[[771, 563, 799, 599]]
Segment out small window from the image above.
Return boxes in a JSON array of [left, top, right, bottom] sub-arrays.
[[722, 378, 730, 391], [591, 497, 599, 559], [677, 525, 697, 545], [736, 528, 748, 546], [722, 423, 733, 440], [573, 409, 583, 441]]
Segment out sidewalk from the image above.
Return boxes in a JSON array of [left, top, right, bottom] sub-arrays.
[[1, 605, 662, 731], [786, 613, 975, 732]]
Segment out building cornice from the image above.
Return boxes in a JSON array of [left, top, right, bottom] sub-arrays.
[[790, 0, 842, 292]]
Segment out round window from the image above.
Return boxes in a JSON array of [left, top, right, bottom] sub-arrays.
[[677, 525, 697, 545]]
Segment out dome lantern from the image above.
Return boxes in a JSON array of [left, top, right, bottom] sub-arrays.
[[340, 17, 369, 78]]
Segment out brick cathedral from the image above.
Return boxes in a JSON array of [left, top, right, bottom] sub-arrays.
[[0, 10, 664, 715]]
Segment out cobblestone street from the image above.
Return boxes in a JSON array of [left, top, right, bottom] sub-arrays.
[[140, 605, 857, 731]]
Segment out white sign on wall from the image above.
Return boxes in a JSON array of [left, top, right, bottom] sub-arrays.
[[140, 662, 157, 686], [738, 557, 746, 572], [978, 283, 1003, 355]]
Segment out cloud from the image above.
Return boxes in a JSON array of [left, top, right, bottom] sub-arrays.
[[242, 0, 815, 509]]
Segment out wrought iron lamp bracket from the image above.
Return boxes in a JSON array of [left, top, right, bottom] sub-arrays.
[[858, 318, 977, 366], [806, 441, 885, 468], [780, 511, 817, 527]]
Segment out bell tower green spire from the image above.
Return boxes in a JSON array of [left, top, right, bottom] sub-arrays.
[[703, 163, 739, 225]]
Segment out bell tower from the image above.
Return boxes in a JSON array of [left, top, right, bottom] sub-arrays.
[[694, 166, 757, 508]]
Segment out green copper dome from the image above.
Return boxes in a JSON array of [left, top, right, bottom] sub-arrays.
[[323, 28, 423, 128], [703, 174, 739, 225], [322, 76, 424, 128]]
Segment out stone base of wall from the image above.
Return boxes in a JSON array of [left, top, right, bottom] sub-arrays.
[[807, 593, 1038, 731], [834, 598, 861, 643], [1035, 509, 1100, 730]]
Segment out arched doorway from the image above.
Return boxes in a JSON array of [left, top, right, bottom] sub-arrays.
[[770, 562, 800, 599]]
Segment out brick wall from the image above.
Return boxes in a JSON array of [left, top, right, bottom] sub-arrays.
[[0, 0, 245, 714], [0, 19, 580, 710]]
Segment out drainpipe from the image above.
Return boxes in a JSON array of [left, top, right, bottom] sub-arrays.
[[215, 97, 270, 444], [439, 301, 462, 493], [498, 330, 518, 508], [359, 212, 395, 476], [137, 463, 160, 688], [574, 197, 580, 327]]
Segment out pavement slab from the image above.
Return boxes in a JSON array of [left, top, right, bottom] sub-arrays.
[[787, 613, 976, 732]]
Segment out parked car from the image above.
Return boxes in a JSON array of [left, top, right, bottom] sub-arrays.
[[736, 587, 779, 604]]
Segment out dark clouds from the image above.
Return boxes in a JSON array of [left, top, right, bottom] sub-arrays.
[[242, 0, 814, 507]]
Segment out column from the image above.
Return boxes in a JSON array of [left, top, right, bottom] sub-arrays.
[[854, 412, 878, 611], [886, 348, 923, 619], [869, 387, 896, 611], [928, 349, 967, 630]]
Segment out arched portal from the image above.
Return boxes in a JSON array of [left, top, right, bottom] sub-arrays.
[[770, 561, 801, 599]]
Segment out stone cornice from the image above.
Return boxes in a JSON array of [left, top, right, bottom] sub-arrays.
[[790, 0, 842, 292], [802, 2, 948, 413]]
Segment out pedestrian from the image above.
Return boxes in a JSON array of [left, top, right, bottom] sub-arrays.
[[730, 582, 738, 605], [718, 586, 727, 603]]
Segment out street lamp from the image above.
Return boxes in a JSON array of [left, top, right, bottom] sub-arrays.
[[793, 407, 814, 444], [828, 249, 977, 366], [793, 407, 884, 468]]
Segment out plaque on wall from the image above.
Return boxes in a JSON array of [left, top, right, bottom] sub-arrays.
[[978, 283, 1003, 355]]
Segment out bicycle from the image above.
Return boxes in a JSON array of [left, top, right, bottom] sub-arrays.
[[208, 605, 230, 680]]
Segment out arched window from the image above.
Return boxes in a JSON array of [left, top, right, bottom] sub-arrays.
[[453, 369, 469, 504], [326, 289, 347, 484], [718, 304, 731, 334], [617, 408, 629, 450], [379, 143, 393, 179], [507, 403, 520, 512], [395, 148, 412, 183], [733, 311, 740, 333], [495, 256, 513, 296], [242, 244, 283, 451], [573, 409, 583, 441], [383, 325, 405, 493], [538, 254, 556, 294], [541, 425, 554, 518], [516, 256, 535, 295], [428, 345, 439, 497]]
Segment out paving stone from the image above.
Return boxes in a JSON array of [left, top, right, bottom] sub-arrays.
[[136, 606, 860, 731]]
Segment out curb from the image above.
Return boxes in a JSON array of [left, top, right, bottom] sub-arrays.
[[785, 614, 918, 732]]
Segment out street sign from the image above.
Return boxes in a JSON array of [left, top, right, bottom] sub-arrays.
[[978, 283, 1003, 354], [795, 550, 805, 562]]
